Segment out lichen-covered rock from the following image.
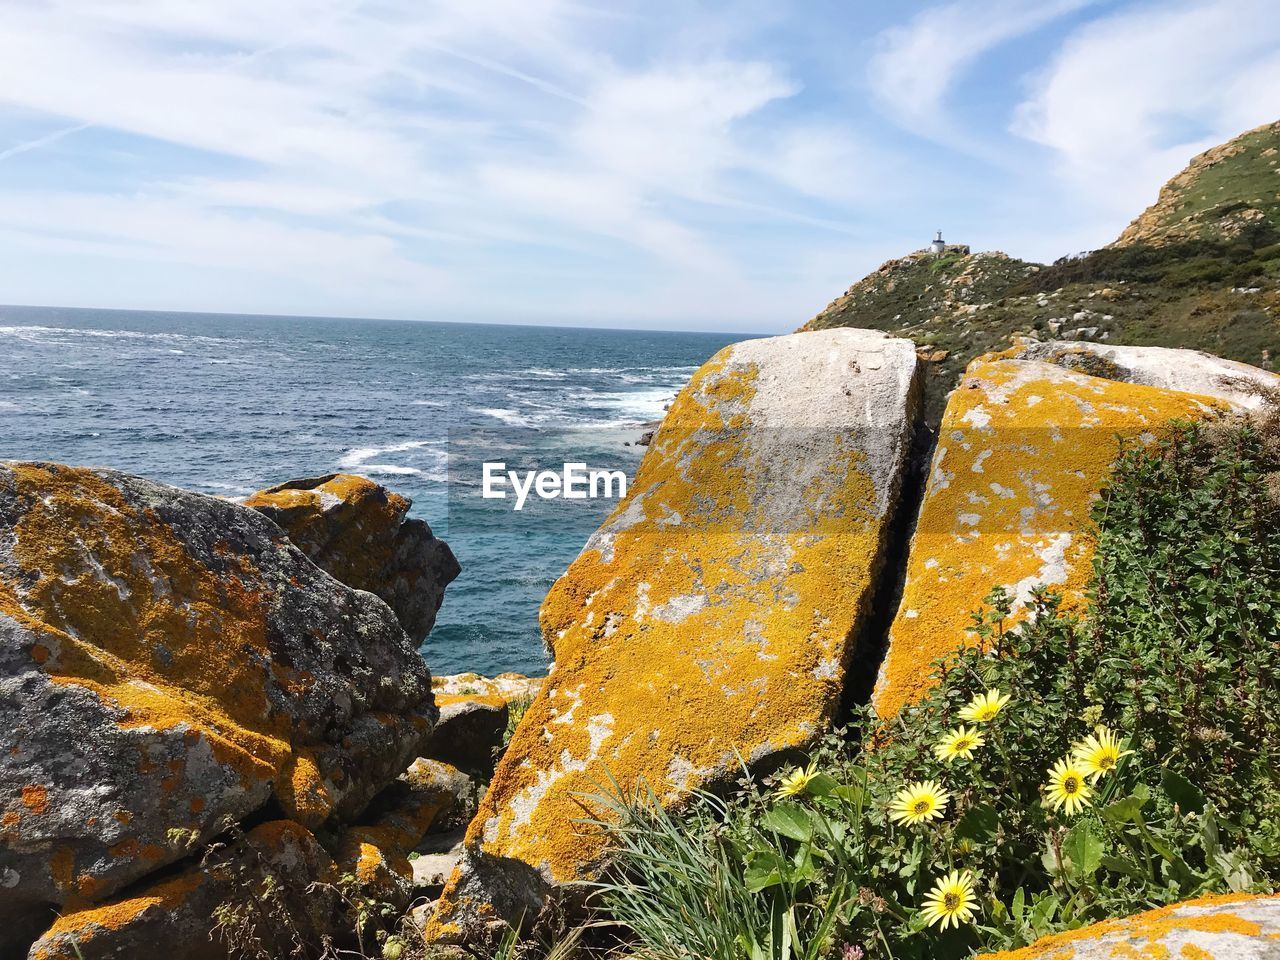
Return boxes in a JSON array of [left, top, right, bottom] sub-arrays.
[[28, 820, 344, 960], [425, 695, 509, 776], [428, 328, 922, 938], [979, 893, 1280, 959], [425, 673, 546, 776], [432, 672, 545, 703], [246, 473, 460, 641], [0, 463, 436, 939], [871, 352, 1271, 717], [332, 758, 466, 915], [1005, 339, 1280, 411], [27, 765, 462, 960]]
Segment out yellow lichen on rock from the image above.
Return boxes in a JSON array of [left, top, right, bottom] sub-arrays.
[[245, 471, 459, 640], [0, 462, 435, 934], [977, 893, 1280, 960], [429, 328, 922, 936], [872, 356, 1237, 718]]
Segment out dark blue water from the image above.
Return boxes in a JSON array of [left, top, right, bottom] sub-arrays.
[[0, 306, 748, 675]]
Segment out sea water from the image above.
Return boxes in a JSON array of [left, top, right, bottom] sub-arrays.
[[0, 306, 747, 675]]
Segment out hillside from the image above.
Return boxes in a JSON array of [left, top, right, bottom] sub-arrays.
[[803, 120, 1280, 420]]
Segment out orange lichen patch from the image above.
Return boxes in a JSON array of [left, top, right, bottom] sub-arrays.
[[2, 464, 296, 792], [276, 749, 335, 828], [435, 692, 506, 710], [873, 358, 1229, 718], [977, 893, 1277, 959], [432, 332, 920, 933], [432, 672, 545, 703], [2, 810, 20, 830], [1180, 946, 1213, 959], [49, 847, 75, 892], [22, 784, 49, 814], [244, 473, 408, 587], [32, 871, 205, 959]]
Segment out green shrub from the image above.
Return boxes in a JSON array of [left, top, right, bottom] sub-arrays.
[[592, 415, 1280, 959]]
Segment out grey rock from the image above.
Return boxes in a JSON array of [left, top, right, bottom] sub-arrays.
[[246, 473, 460, 641], [0, 463, 436, 947]]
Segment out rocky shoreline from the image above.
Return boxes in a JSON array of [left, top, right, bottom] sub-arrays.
[[3, 327, 1279, 958]]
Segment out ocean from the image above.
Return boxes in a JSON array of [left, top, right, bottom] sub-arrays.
[[0, 305, 748, 676]]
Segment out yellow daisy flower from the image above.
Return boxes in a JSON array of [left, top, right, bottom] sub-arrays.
[[1071, 726, 1134, 781], [920, 870, 978, 929], [959, 689, 1011, 723], [933, 725, 986, 763], [776, 763, 818, 798], [888, 780, 951, 826], [1044, 757, 1093, 815]]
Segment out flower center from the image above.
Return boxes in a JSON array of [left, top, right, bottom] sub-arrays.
[[1099, 754, 1114, 769], [1064, 776, 1080, 794], [956, 737, 972, 750], [913, 799, 930, 814], [943, 893, 960, 911]]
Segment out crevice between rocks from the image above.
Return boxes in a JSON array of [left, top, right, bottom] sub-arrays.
[[838, 412, 938, 729]]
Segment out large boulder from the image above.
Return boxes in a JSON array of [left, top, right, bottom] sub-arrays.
[[978, 893, 1280, 959], [28, 820, 344, 960], [0, 463, 436, 944], [245, 473, 460, 641], [26, 763, 462, 959], [428, 328, 923, 938], [1003, 339, 1280, 411], [423, 674, 545, 777], [871, 348, 1280, 717]]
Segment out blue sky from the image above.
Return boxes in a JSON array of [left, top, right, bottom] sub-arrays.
[[1, 0, 1278, 332]]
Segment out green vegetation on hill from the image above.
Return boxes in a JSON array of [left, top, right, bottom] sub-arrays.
[[804, 120, 1280, 421], [594, 412, 1280, 960], [1115, 120, 1280, 247]]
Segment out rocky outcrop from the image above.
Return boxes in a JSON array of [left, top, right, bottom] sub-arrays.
[[424, 673, 544, 777], [1114, 119, 1280, 247], [25, 758, 463, 959], [428, 328, 923, 939], [871, 348, 1280, 717], [0, 463, 437, 947], [432, 672, 544, 703], [979, 893, 1280, 959], [246, 473, 460, 641], [28, 820, 343, 960], [1005, 339, 1280, 410]]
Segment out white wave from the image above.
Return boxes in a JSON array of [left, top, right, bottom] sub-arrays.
[[0, 324, 240, 347], [359, 464, 423, 476], [337, 438, 447, 483], [473, 407, 537, 428], [337, 438, 442, 468]]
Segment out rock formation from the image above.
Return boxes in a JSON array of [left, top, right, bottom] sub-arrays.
[[978, 893, 1280, 960], [796, 119, 1280, 408], [871, 344, 1280, 717], [0, 463, 448, 955], [1113, 119, 1280, 247], [423, 673, 544, 777], [246, 473, 460, 641], [428, 328, 923, 938]]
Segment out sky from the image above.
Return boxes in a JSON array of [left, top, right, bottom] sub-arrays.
[[0, 0, 1278, 333]]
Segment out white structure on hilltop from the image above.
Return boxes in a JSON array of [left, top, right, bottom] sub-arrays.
[[930, 230, 946, 255]]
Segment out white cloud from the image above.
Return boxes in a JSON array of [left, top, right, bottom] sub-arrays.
[[869, 0, 1098, 135], [1013, 0, 1280, 221]]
